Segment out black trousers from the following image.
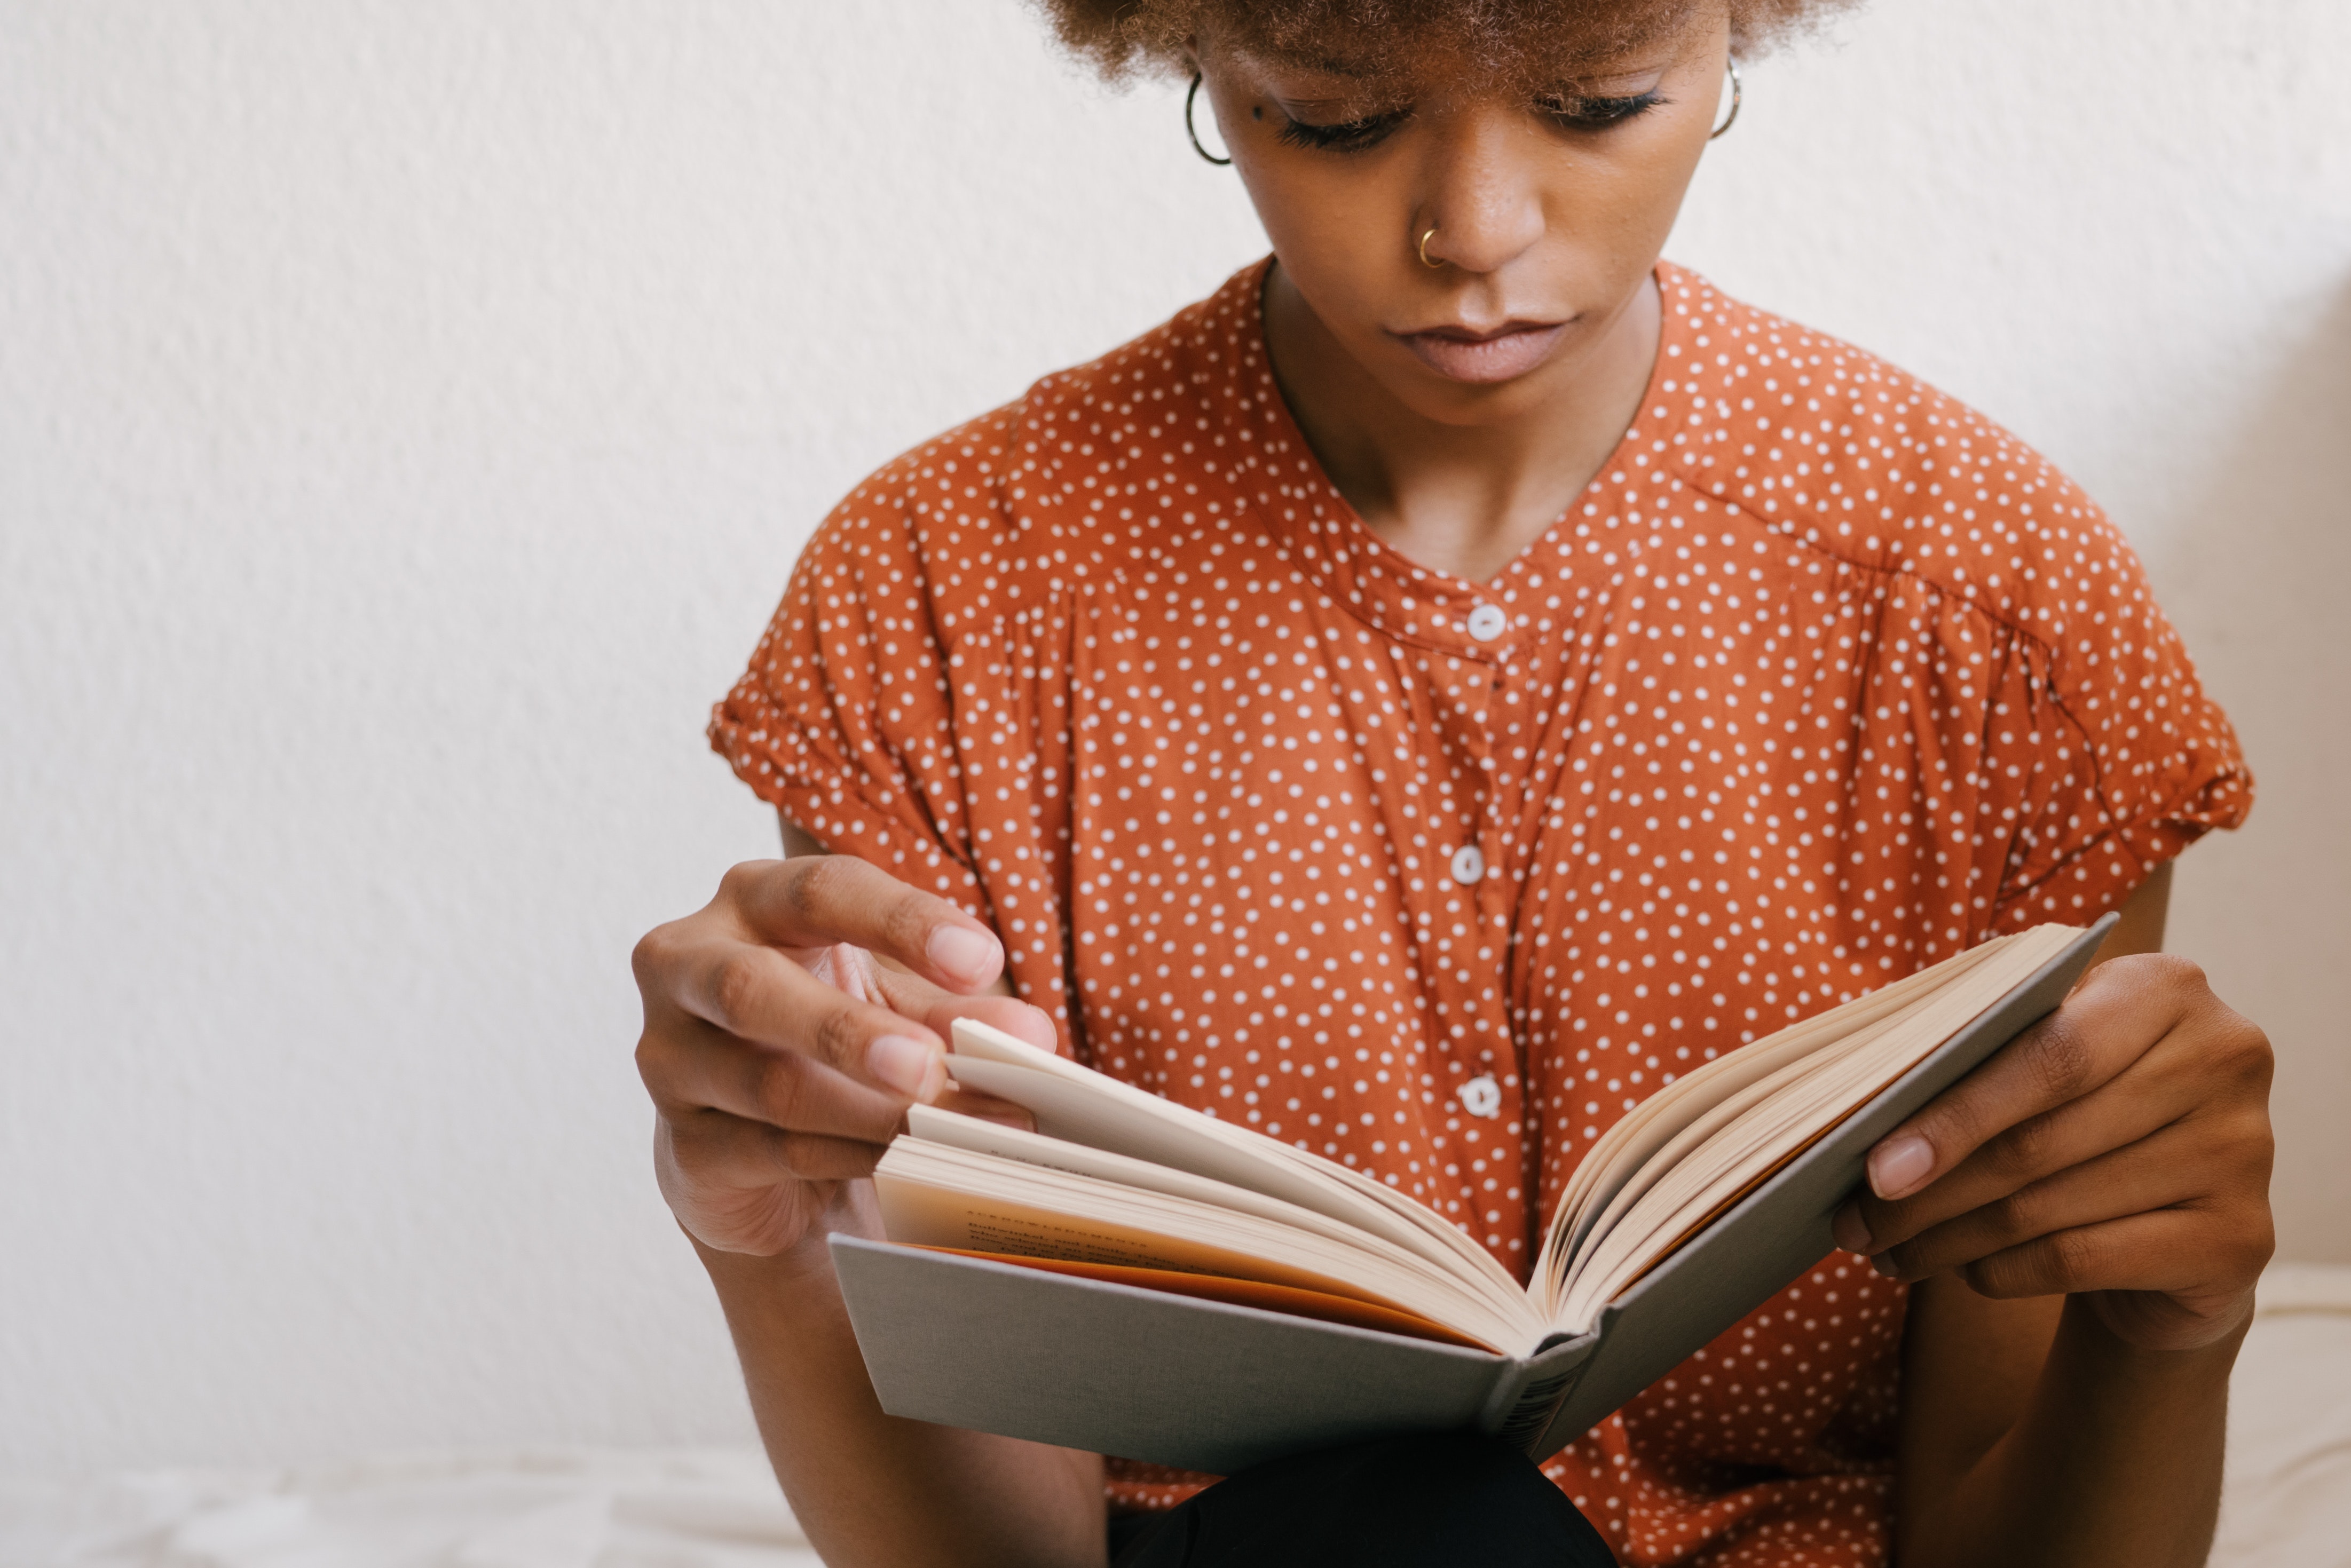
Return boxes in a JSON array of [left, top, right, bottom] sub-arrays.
[[1107, 1432, 1619, 1567]]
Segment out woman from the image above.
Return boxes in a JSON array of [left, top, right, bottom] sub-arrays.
[[630, 1, 2274, 1563]]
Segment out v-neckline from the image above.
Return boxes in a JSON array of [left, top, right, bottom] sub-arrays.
[[1237, 257, 1685, 661]]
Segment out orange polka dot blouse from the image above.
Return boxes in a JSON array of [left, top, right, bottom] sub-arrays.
[[711, 260, 2250, 1566]]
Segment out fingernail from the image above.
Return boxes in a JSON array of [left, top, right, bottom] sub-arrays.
[[1871, 1253, 1901, 1279], [1868, 1135, 1935, 1200], [928, 925, 1000, 986], [867, 1034, 943, 1099], [1831, 1201, 1873, 1254]]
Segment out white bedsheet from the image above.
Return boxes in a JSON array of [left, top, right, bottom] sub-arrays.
[[5, 1265, 2348, 1568], [0, 1450, 821, 1568], [2212, 1263, 2351, 1568]]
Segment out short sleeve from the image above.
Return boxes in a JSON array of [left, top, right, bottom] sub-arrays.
[[707, 424, 1011, 920], [1982, 504, 2252, 930]]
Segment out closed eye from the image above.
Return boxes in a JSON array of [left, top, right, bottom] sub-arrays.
[[1277, 89, 1664, 152], [1276, 108, 1411, 153], [1543, 91, 1669, 130]]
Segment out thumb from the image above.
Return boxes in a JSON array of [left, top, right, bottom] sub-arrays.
[[927, 991, 1063, 1054]]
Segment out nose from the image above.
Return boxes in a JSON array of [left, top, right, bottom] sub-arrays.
[[1414, 106, 1548, 276]]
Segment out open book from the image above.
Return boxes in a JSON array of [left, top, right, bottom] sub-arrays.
[[832, 916, 2112, 1474]]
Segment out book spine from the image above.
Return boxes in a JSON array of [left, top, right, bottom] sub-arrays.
[[1491, 1361, 1587, 1455]]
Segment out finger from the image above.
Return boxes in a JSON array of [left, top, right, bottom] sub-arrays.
[[1948, 1208, 2267, 1304], [723, 857, 1006, 994], [852, 971, 1048, 1129], [870, 965, 1062, 1054], [667, 1106, 890, 1186], [1837, 1058, 2191, 1253], [662, 938, 950, 1100], [1862, 1119, 2215, 1280], [1858, 957, 2199, 1202], [640, 1012, 918, 1145]]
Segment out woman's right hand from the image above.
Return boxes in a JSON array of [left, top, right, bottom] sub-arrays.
[[630, 854, 1058, 1258]]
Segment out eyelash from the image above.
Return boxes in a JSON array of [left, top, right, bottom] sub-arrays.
[[1275, 110, 1408, 153], [1548, 91, 1670, 130], [1274, 91, 1668, 154]]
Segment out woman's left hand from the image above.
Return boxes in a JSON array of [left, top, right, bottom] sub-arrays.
[[1833, 952, 2276, 1351]]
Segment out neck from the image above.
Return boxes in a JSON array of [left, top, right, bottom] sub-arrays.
[[1261, 264, 1662, 584]]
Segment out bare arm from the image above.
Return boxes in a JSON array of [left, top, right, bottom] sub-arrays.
[[1880, 864, 2273, 1566], [631, 815, 1105, 1567], [698, 1235, 1105, 1568]]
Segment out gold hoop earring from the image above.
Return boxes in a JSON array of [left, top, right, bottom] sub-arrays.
[[1709, 58, 1743, 140], [1417, 227, 1442, 269], [1185, 74, 1232, 166]]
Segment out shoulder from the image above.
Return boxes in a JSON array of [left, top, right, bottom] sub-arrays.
[[1655, 266, 2249, 861], [1017, 262, 1273, 441], [1655, 264, 2143, 672], [798, 263, 1274, 617]]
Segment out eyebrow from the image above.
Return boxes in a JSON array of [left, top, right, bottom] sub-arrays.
[[1237, 43, 1376, 80], [1543, 65, 1672, 93]]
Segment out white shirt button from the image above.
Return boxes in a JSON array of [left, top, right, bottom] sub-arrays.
[[1449, 845, 1485, 886], [1465, 603, 1508, 642], [1459, 1075, 1502, 1118]]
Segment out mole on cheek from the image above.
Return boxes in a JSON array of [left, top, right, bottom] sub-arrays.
[[1252, 104, 1264, 120]]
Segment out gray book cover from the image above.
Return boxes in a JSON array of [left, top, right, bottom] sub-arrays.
[[832, 916, 2112, 1475]]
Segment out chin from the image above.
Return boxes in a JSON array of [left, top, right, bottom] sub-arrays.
[[1380, 352, 1573, 425]]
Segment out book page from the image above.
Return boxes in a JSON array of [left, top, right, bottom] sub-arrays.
[[1552, 924, 2079, 1330], [947, 1023, 1520, 1295], [1532, 940, 2004, 1305], [1260, 1139, 1527, 1295], [933, 931, 2080, 1350], [1542, 1006, 1907, 1314], [874, 1138, 1549, 1355], [911, 1245, 1488, 1349], [906, 1104, 1472, 1270]]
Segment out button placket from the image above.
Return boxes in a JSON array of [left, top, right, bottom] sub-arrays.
[[1464, 604, 1542, 1165], [1395, 590, 1525, 1198], [1436, 619, 1520, 1152]]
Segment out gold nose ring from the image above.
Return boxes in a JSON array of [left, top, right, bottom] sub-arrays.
[[1417, 226, 1442, 269]]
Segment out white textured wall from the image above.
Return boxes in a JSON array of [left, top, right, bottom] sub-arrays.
[[2, 0, 2344, 1475]]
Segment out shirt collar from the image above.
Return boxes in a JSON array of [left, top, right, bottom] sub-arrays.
[[1217, 256, 1691, 661]]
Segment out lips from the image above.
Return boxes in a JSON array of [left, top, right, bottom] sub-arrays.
[[1394, 320, 1570, 385]]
